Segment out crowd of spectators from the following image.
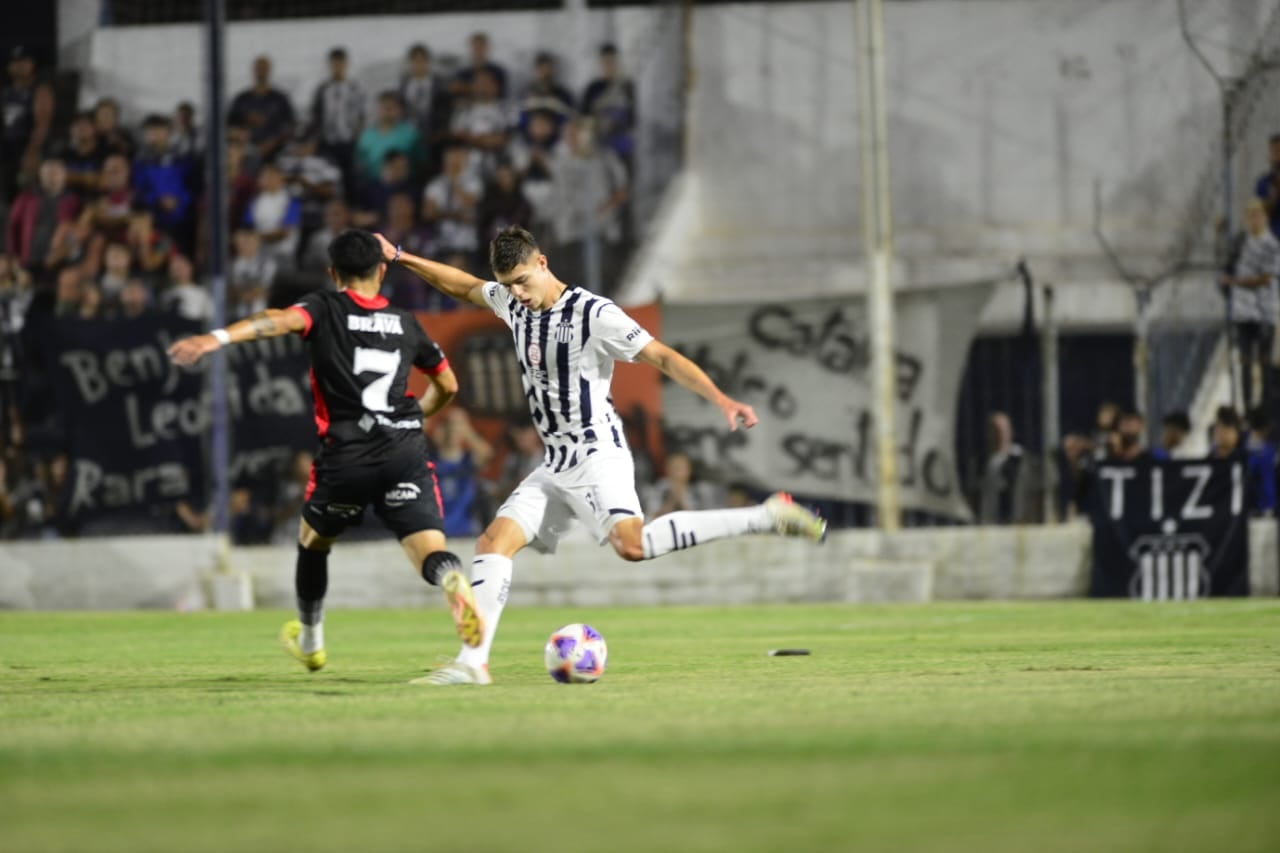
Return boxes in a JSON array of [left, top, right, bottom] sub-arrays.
[[0, 35, 642, 540], [976, 401, 1278, 524]]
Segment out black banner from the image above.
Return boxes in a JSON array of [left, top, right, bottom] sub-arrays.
[[1089, 459, 1249, 598], [45, 316, 314, 522]]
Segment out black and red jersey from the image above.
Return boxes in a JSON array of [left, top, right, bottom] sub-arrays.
[[288, 288, 448, 454]]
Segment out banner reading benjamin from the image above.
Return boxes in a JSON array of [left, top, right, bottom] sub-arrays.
[[661, 285, 992, 518], [45, 315, 314, 522]]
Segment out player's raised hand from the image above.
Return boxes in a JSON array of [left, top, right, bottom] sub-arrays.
[[167, 334, 220, 366], [720, 398, 759, 431], [372, 232, 398, 262]]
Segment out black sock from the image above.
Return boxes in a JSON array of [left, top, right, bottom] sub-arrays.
[[421, 550, 462, 586], [296, 545, 329, 626]]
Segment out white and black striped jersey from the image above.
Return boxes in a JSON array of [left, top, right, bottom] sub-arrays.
[[480, 282, 654, 472]]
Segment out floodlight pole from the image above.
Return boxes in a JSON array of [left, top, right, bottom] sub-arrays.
[[204, 0, 230, 551], [854, 0, 901, 532]]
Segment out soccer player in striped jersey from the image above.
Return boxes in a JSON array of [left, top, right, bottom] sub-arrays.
[[376, 227, 827, 685]]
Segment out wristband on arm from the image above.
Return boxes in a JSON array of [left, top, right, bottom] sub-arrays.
[[211, 329, 231, 346]]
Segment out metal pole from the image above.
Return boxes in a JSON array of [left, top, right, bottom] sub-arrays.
[[854, 0, 900, 531], [1040, 284, 1059, 523], [204, 0, 230, 549]]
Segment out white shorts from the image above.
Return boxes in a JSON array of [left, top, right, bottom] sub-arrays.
[[496, 449, 644, 554]]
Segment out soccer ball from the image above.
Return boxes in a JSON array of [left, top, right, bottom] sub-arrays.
[[544, 623, 607, 683]]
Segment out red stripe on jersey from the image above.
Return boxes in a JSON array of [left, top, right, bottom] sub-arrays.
[[423, 357, 450, 377], [304, 463, 317, 500], [427, 461, 444, 517], [343, 289, 389, 310], [286, 304, 313, 338], [309, 368, 331, 437]]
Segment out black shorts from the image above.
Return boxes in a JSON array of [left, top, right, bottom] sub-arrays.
[[302, 436, 444, 540]]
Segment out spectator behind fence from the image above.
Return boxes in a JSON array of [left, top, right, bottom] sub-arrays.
[[119, 278, 151, 319], [381, 192, 436, 310], [400, 43, 451, 176], [93, 97, 135, 158], [171, 101, 199, 159], [7, 158, 79, 274], [423, 144, 481, 261], [355, 91, 422, 188], [1, 46, 55, 202], [580, 43, 636, 171], [1067, 408, 1145, 518], [1245, 407, 1277, 515], [277, 127, 341, 232], [520, 53, 575, 141], [1211, 406, 1244, 460], [124, 208, 175, 284], [229, 55, 295, 160], [132, 114, 192, 238], [61, 112, 106, 198], [548, 118, 628, 289], [496, 421, 542, 503], [509, 110, 557, 231], [1254, 133, 1280, 240], [229, 229, 274, 318], [160, 254, 212, 322], [645, 451, 719, 518], [429, 408, 494, 537], [300, 199, 350, 272], [1221, 198, 1280, 415], [979, 411, 1026, 524], [452, 68, 512, 179], [354, 150, 414, 228], [1153, 410, 1191, 460], [451, 31, 508, 99], [243, 162, 301, 270], [97, 241, 133, 306], [81, 153, 134, 249], [477, 160, 532, 248], [310, 46, 364, 191]]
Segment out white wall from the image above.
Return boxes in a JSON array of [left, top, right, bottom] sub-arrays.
[[2, 522, 1273, 610], [628, 0, 1280, 306]]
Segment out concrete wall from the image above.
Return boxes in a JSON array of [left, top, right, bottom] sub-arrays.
[[2, 521, 1273, 611], [625, 0, 1280, 310]]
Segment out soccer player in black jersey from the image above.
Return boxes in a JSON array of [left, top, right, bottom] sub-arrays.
[[167, 230, 483, 673]]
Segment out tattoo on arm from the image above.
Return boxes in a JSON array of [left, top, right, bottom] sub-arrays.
[[248, 311, 277, 338]]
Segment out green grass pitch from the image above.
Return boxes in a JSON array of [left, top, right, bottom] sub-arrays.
[[2, 601, 1278, 853]]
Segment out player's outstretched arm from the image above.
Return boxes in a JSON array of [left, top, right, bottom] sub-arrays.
[[373, 232, 488, 307], [167, 308, 307, 366], [636, 340, 759, 431]]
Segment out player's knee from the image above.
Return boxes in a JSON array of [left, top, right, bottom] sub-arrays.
[[611, 534, 645, 562]]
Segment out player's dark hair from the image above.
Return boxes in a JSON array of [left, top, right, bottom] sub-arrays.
[[489, 226, 540, 275], [1161, 411, 1191, 432], [327, 229, 383, 282]]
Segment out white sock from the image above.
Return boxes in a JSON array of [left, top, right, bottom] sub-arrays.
[[641, 506, 773, 559], [300, 622, 324, 654], [455, 554, 513, 668]]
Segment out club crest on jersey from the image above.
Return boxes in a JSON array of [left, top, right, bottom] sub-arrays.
[[384, 482, 421, 507], [347, 313, 404, 335], [556, 322, 574, 344], [527, 342, 542, 366]]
